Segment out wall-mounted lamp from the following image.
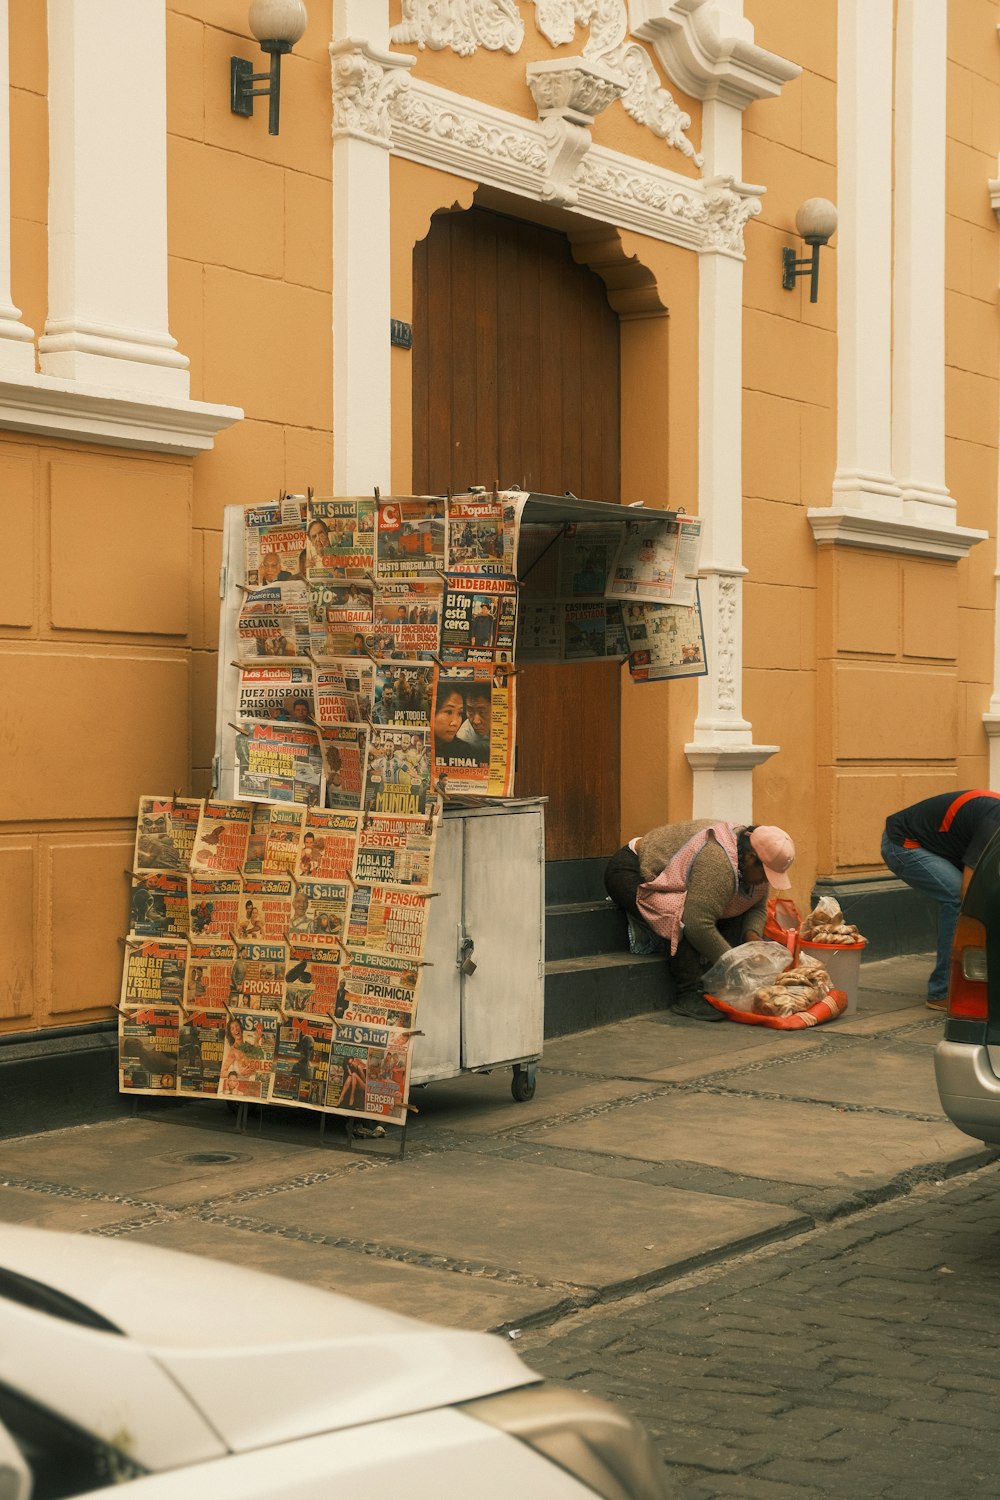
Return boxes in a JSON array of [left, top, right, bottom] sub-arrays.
[[781, 197, 838, 303], [231, 0, 308, 136]]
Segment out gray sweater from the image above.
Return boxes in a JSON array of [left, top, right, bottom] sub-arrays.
[[637, 820, 767, 964]]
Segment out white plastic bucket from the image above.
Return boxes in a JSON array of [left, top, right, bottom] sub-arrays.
[[796, 939, 864, 1014]]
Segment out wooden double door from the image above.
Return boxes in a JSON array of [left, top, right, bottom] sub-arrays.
[[412, 206, 622, 861]]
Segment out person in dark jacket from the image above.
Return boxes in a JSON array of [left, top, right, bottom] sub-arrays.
[[882, 790, 1000, 1010]]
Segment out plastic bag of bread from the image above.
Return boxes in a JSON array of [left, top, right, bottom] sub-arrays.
[[701, 941, 794, 1011], [799, 896, 864, 945], [752, 954, 832, 1015]]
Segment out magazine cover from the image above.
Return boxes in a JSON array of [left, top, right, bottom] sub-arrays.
[[325, 1019, 412, 1125], [217, 1009, 279, 1101], [440, 574, 517, 663], [128, 871, 190, 938], [321, 724, 369, 810], [177, 1007, 228, 1097], [133, 795, 202, 874], [234, 721, 324, 807], [183, 941, 238, 1011], [243, 802, 305, 875], [363, 726, 431, 815], [345, 883, 430, 958], [190, 799, 252, 874], [372, 661, 434, 729], [237, 663, 315, 725], [375, 497, 445, 579], [118, 1006, 179, 1094], [230, 940, 287, 1010], [187, 873, 243, 941], [292, 878, 351, 941], [297, 809, 360, 881], [269, 1013, 333, 1109], [119, 937, 188, 1010], [238, 874, 293, 942], [284, 938, 343, 1017], [338, 948, 422, 1027], [354, 814, 435, 889], [371, 580, 442, 658], [306, 496, 376, 575]]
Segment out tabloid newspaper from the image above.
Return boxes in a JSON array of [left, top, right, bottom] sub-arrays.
[[119, 1006, 179, 1094], [297, 809, 360, 881], [285, 938, 342, 1017], [120, 937, 188, 1010], [306, 496, 376, 576], [239, 874, 294, 942], [230, 940, 287, 1011], [446, 491, 512, 575], [321, 724, 369, 810], [129, 872, 190, 938], [432, 665, 514, 797], [354, 814, 435, 889], [440, 574, 517, 664], [310, 578, 374, 659], [188, 873, 242, 941], [338, 948, 421, 1028], [606, 514, 703, 608], [372, 661, 433, 729], [326, 1019, 412, 1124], [238, 581, 311, 659], [375, 497, 445, 579], [314, 660, 374, 726], [622, 593, 708, 682], [177, 1007, 227, 1097], [218, 1008, 279, 1101], [133, 796, 202, 874], [234, 721, 324, 807], [243, 498, 306, 589], [184, 941, 238, 1012], [269, 1013, 333, 1109], [515, 599, 563, 662], [292, 878, 351, 942], [237, 663, 315, 724], [346, 883, 430, 958], [190, 800, 252, 874], [244, 802, 305, 875], [371, 581, 442, 659], [556, 521, 622, 599], [363, 726, 432, 815], [563, 601, 627, 661]]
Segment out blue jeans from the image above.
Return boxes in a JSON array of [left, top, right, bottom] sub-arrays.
[[881, 831, 962, 999]]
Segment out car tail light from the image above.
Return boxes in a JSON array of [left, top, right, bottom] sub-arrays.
[[949, 913, 988, 1020], [461, 1381, 667, 1500]]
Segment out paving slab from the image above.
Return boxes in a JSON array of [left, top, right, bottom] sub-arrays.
[[120, 1216, 561, 1331], [244, 1153, 804, 1290], [739, 1038, 947, 1115], [0, 1184, 159, 1234], [541, 1015, 821, 1083], [409, 1069, 649, 1136], [0, 1118, 342, 1209], [526, 1093, 980, 1189]]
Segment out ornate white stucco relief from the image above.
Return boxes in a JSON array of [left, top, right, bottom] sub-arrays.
[[331, 40, 415, 146], [715, 575, 738, 713], [526, 58, 624, 205], [391, 0, 524, 56], [390, 0, 701, 164], [389, 80, 549, 197]]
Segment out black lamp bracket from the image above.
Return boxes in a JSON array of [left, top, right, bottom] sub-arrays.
[[231, 39, 293, 135], [782, 243, 823, 303]]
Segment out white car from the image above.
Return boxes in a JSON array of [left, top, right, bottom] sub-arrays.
[[0, 1225, 665, 1500]]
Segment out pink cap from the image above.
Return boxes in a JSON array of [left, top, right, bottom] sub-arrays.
[[749, 825, 795, 888]]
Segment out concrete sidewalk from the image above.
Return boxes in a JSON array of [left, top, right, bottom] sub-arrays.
[[0, 953, 994, 1335]]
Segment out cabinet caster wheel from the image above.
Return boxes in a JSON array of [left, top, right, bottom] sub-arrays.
[[511, 1066, 536, 1102]]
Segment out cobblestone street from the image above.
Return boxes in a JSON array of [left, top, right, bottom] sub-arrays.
[[521, 1163, 1000, 1498]]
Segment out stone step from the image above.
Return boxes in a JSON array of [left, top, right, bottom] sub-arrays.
[[543, 950, 668, 1038], [545, 898, 629, 961], [544, 856, 611, 907]]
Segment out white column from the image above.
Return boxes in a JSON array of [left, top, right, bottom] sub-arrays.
[[685, 93, 777, 821], [832, 0, 899, 514], [0, 0, 34, 372], [331, 2, 411, 494], [892, 0, 953, 524], [39, 0, 188, 396]]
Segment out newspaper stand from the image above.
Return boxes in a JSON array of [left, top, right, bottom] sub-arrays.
[[212, 492, 689, 1152]]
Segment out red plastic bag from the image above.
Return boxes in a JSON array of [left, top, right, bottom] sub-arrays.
[[705, 989, 848, 1028], [763, 897, 800, 951]]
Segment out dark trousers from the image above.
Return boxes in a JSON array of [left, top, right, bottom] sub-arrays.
[[604, 845, 743, 1000]]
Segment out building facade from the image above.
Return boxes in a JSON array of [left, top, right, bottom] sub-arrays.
[[2, 0, 998, 1040]]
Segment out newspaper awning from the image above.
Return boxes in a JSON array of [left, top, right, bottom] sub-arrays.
[[515, 491, 681, 529]]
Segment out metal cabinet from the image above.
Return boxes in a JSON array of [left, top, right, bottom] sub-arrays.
[[411, 801, 545, 1091]]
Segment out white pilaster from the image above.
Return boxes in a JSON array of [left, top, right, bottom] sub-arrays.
[[892, 0, 953, 524], [39, 0, 187, 395], [331, 5, 412, 494], [0, 0, 34, 373], [831, 0, 898, 515]]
